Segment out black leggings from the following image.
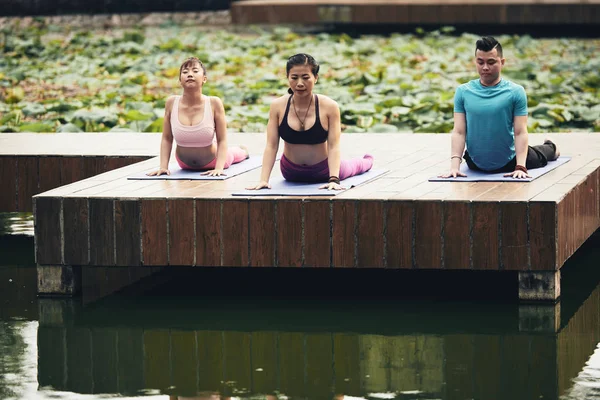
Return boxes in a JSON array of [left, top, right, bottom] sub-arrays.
[[464, 140, 558, 173]]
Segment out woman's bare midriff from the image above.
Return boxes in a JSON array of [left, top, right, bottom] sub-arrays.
[[283, 142, 328, 165], [176, 142, 217, 167]]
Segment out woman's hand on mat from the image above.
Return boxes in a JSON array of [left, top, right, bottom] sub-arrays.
[[504, 170, 531, 179], [201, 169, 226, 177], [438, 169, 466, 178], [246, 181, 271, 190], [319, 182, 345, 190], [146, 168, 170, 176]]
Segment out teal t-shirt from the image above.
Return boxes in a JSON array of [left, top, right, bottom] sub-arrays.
[[454, 79, 528, 171]]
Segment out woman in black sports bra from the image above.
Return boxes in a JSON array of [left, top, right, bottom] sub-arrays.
[[247, 53, 373, 191]]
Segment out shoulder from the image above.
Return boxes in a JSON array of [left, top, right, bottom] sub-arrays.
[[316, 94, 339, 112], [165, 95, 177, 112], [208, 95, 225, 110], [504, 80, 527, 98], [269, 95, 290, 112]]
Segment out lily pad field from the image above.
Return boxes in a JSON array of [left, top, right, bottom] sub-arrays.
[[1, 22, 599, 133]]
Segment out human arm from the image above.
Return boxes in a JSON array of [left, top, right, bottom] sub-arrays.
[[201, 97, 228, 176], [438, 112, 468, 178], [246, 102, 280, 190], [503, 115, 531, 178], [146, 96, 175, 176], [319, 98, 343, 190]]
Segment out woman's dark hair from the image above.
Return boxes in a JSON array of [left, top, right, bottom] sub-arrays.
[[179, 57, 206, 80], [475, 36, 503, 58], [286, 53, 319, 94]]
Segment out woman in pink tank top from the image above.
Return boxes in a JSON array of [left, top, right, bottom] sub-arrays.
[[146, 57, 248, 177]]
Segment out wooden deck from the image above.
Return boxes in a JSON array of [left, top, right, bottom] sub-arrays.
[[231, 0, 600, 25], [0, 132, 157, 213], [29, 132, 600, 300]]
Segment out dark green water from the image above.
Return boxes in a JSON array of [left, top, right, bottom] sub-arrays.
[[1, 212, 600, 400]]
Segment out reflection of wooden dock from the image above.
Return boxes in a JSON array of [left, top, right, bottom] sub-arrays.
[[231, 0, 600, 25], [28, 132, 600, 301], [35, 255, 600, 399]]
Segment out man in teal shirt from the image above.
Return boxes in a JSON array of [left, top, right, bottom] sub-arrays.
[[440, 36, 559, 179]]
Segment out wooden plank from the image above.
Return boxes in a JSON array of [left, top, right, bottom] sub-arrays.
[[386, 201, 413, 268], [83, 157, 105, 179], [332, 200, 356, 268], [356, 200, 384, 268], [529, 202, 557, 271], [115, 200, 141, 266], [276, 201, 302, 267], [17, 156, 39, 212], [249, 200, 276, 267], [251, 332, 278, 394], [35, 197, 62, 265], [168, 199, 195, 266], [141, 199, 168, 266], [0, 157, 17, 211], [143, 329, 171, 391], [89, 198, 114, 266], [195, 199, 221, 267], [38, 156, 63, 194], [443, 201, 470, 270], [500, 202, 529, 271], [303, 201, 331, 268], [104, 156, 132, 172], [60, 157, 86, 185], [471, 202, 499, 270], [171, 330, 198, 396], [222, 200, 249, 267], [63, 197, 89, 266], [197, 331, 224, 392], [414, 201, 442, 269]]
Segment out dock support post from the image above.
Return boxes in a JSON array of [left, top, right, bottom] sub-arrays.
[[518, 271, 560, 302], [37, 265, 82, 297]]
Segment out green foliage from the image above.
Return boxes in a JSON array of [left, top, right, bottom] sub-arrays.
[[1, 24, 599, 133]]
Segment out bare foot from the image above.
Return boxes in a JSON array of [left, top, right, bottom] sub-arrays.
[[239, 144, 250, 159], [544, 139, 560, 160]]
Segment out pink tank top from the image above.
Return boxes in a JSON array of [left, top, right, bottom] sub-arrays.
[[170, 95, 216, 147]]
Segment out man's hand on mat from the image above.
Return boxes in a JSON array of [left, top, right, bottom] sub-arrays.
[[201, 169, 226, 177], [504, 170, 531, 179], [319, 182, 345, 190], [246, 181, 271, 190], [146, 168, 170, 176], [438, 169, 467, 178]]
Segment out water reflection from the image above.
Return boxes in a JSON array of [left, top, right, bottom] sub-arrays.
[[1, 228, 600, 399], [0, 213, 33, 237]]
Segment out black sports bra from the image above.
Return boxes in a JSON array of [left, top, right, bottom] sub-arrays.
[[278, 95, 329, 145]]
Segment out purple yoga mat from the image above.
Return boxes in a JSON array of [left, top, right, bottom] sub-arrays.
[[429, 157, 571, 182]]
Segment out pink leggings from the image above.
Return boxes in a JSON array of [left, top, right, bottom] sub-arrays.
[[280, 154, 374, 182], [175, 147, 247, 170]]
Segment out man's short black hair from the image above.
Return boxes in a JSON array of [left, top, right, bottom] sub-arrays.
[[475, 36, 503, 58]]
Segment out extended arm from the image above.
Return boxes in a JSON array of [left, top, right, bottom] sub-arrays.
[[203, 97, 228, 176], [247, 103, 280, 189], [147, 96, 175, 176]]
